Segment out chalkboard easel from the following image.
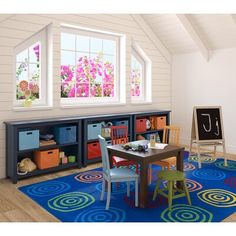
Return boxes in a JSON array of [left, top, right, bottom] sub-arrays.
[[189, 106, 227, 168]]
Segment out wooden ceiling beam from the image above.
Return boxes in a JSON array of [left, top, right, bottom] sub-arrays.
[[176, 14, 209, 61]]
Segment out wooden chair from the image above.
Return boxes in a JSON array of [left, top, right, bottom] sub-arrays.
[[149, 125, 180, 184], [111, 125, 139, 174], [153, 170, 191, 211], [98, 135, 139, 210]]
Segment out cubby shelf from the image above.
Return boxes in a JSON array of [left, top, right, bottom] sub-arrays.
[[18, 142, 79, 154], [17, 162, 79, 180], [5, 110, 170, 183]]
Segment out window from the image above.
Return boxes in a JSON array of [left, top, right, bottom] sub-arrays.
[[60, 26, 123, 106], [14, 29, 47, 107], [130, 44, 152, 103]]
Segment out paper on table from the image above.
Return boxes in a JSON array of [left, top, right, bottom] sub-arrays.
[[148, 143, 168, 149]]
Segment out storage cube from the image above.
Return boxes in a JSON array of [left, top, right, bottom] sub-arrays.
[[34, 148, 59, 169], [87, 142, 101, 160], [156, 116, 167, 130], [136, 118, 146, 133], [19, 130, 39, 151], [87, 123, 102, 140], [114, 120, 129, 127], [54, 126, 77, 144]]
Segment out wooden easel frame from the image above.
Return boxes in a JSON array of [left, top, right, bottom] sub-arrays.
[[189, 106, 227, 168]]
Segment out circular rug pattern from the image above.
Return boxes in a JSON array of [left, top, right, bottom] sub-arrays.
[[163, 178, 202, 192], [48, 192, 95, 212], [161, 204, 213, 222], [183, 162, 196, 171], [224, 177, 236, 188], [192, 168, 226, 180], [124, 191, 167, 209], [74, 206, 126, 222], [96, 182, 134, 195], [189, 153, 216, 164], [215, 160, 236, 171], [74, 171, 103, 183], [26, 181, 71, 197], [197, 189, 236, 207]]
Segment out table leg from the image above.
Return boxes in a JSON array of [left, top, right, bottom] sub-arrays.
[[176, 149, 184, 189], [139, 160, 148, 208]]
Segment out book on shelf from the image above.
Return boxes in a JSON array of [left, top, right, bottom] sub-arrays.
[[40, 140, 56, 146]]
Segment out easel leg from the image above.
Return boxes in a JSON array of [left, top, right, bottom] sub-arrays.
[[213, 144, 217, 160], [197, 144, 201, 168], [189, 139, 193, 161], [223, 142, 227, 166]]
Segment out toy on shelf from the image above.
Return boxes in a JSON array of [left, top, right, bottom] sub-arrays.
[[59, 151, 68, 164], [68, 155, 76, 163]]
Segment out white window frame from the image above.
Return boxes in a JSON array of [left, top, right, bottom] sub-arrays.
[[60, 25, 125, 107], [13, 28, 48, 108], [131, 42, 152, 104]]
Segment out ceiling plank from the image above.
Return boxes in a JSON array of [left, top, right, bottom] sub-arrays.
[[176, 14, 209, 61], [131, 14, 171, 64]]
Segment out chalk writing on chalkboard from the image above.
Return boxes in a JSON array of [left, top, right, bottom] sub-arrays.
[[195, 107, 223, 141]]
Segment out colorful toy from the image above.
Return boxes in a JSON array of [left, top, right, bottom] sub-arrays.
[[68, 155, 76, 163]]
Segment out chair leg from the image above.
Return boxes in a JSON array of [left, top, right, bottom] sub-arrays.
[[168, 181, 173, 211], [106, 181, 111, 210], [136, 163, 139, 174], [100, 178, 105, 201], [183, 180, 191, 205], [127, 182, 130, 197], [135, 178, 139, 207], [153, 178, 161, 201], [149, 164, 152, 185]]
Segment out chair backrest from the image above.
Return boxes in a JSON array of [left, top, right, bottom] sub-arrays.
[[111, 125, 129, 145], [162, 125, 180, 146], [98, 135, 110, 174]]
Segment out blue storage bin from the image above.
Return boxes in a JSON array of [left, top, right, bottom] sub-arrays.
[[87, 123, 102, 140], [114, 120, 129, 127], [54, 126, 77, 144], [19, 130, 39, 151]]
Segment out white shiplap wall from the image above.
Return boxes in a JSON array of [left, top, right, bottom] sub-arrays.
[[0, 14, 171, 179]]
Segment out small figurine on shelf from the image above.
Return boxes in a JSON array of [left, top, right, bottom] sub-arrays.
[[59, 151, 68, 164]]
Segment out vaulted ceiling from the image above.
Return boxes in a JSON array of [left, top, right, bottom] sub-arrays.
[[142, 14, 236, 58]]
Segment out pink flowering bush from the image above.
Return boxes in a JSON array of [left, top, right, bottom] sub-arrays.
[[131, 68, 141, 97], [61, 55, 114, 98], [16, 43, 40, 100]]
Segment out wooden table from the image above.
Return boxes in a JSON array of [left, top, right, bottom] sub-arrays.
[[107, 144, 185, 208]]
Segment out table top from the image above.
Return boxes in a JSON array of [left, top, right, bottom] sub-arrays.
[[107, 144, 184, 162]]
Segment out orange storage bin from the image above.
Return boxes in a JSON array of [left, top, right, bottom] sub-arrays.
[[156, 116, 167, 130], [136, 118, 146, 133], [34, 149, 59, 169], [87, 142, 101, 160]]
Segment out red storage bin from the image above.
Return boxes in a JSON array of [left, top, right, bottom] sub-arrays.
[[34, 149, 59, 169], [156, 116, 167, 129], [136, 118, 147, 133], [87, 142, 101, 160]]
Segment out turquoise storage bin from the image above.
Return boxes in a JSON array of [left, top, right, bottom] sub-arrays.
[[114, 120, 129, 127], [87, 123, 102, 140], [19, 130, 39, 151], [54, 126, 77, 144]]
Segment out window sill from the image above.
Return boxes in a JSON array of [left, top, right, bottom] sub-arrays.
[[60, 102, 126, 109], [13, 106, 53, 112], [131, 101, 152, 106]]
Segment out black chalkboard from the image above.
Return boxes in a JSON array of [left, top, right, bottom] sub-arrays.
[[195, 107, 223, 141]]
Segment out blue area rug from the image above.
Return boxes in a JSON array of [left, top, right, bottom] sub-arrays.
[[19, 152, 236, 222]]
